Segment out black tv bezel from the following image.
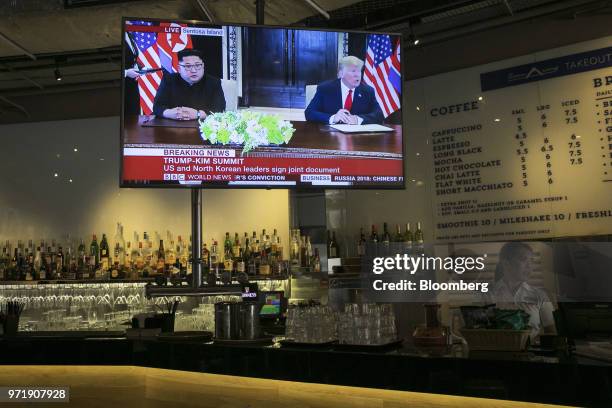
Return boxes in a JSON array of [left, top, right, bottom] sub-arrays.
[[120, 16, 405, 191]]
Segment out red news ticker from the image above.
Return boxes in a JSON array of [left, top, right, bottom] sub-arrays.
[[123, 156, 402, 180]]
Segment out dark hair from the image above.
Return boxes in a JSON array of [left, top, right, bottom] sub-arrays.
[[494, 242, 533, 281], [177, 49, 204, 63]]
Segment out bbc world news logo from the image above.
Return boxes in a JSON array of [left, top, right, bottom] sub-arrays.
[[163, 174, 185, 181]]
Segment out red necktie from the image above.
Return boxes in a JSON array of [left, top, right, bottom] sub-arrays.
[[344, 89, 353, 111]]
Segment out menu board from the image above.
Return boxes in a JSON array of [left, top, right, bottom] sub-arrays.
[[419, 38, 612, 242]]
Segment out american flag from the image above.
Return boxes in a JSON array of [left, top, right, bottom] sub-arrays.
[[126, 21, 191, 115], [363, 34, 401, 117]]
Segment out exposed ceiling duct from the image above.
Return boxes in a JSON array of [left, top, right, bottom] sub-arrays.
[[0, 0, 610, 124]]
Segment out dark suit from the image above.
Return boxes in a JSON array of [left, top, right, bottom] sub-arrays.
[[153, 72, 225, 117], [304, 79, 383, 125]]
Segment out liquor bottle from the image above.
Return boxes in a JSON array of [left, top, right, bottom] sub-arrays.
[[135, 242, 145, 272], [223, 232, 232, 259], [394, 224, 403, 242], [329, 231, 339, 258], [403, 223, 414, 244], [10, 248, 18, 281], [201, 243, 210, 268], [114, 223, 125, 266], [306, 236, 313, 267], [0, 243, 8, 280], [156, 239, 166, 275], [382, 223, 391, 246], [247, 244, 257, 276], [110, 260, 121, 279], [166, 240, 176, 270], [259, 250, 270, 275], [38, 247, 47, 280], [111, 243, 121, 279], [144, 241, 154, 269], [414, 222, 425, 254], [300, 236, 308, 267], [33, 246, 42, 280], [56, 246, 65, 279], [232, 233, 241, 258], [236, 248, 246, 274], [125, 241, 132, 269], [77, 239, 86, 270], [90, 235, 99, 270], [370, 225, 379, 243], [210, 240, 219, 271], [357, 228, 366, 257], [260, 229, 267, 246], [99, 234, 110, 271], [241, 232, 248, 252], [312, 248, 321, 273]]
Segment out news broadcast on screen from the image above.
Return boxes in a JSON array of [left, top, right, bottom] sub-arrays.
[[121, 18, 403, 188]]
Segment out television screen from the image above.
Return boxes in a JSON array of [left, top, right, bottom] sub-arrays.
[[121, 18, 404, 188], [260, 292, 282, 317]]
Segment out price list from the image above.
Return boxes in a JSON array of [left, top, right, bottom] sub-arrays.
[[423, 40, 612, 242]]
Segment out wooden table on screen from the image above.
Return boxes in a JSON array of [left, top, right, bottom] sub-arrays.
[[123, 115, 403, 156]]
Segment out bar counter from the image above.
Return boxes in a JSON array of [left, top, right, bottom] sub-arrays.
[[1, 333, 610, 407]]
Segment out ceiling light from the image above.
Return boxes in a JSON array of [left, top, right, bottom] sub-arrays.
[[54, 68, 62, 81], [478, 96, 483, 101], [494, 118, 501, 122]]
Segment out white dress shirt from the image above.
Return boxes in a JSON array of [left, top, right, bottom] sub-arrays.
[[329, 81, 364, 125]]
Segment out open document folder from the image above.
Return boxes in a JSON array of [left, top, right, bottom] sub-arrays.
[[330, 124, 394, 133]]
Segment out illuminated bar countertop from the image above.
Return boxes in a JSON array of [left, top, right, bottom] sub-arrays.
[[0, 333, 610, 407]]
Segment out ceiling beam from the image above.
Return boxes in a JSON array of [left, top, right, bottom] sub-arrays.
[[304, 0, 330, 20], [0, 32, 36, 60], [0, 95, 30, 118], [193, 0, 216, 23]]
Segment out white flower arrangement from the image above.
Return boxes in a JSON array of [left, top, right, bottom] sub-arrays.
[[198, 110, 295, 154]]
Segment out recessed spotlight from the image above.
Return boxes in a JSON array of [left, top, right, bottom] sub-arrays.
[[99, 158, 105, 161], [494, 118, 501, 122], [53, 173, 58, 178], [416, 152, 421, 156], [416, 106, 421, 111], [54, 68, 62, 81], [69, 179, 73, 183], [73, 147, 78, 152], [478, 96, 483, 101]]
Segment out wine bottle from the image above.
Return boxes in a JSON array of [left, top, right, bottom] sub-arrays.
[[232, 233, 241, 258], [357, 228, 366, 257], [157, 239, 166, 275], [382, 222, 391, 245], [414, 222, 424, 254], [259, 250, 270, 275], [90, 235, 99, 271], [370, 225, 379, 243], [312, 248, 321, 273], [394, 224, 403, 242], [99, 234, 110, 271], [329, 231, 339, 258]]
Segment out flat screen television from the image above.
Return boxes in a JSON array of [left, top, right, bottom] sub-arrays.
[[121, 18, 404, 189]]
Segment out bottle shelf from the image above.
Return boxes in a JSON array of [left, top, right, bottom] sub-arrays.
[[0, 278, 155, 286]]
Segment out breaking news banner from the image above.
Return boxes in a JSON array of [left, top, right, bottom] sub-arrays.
[[122, 148, 404, 187]]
